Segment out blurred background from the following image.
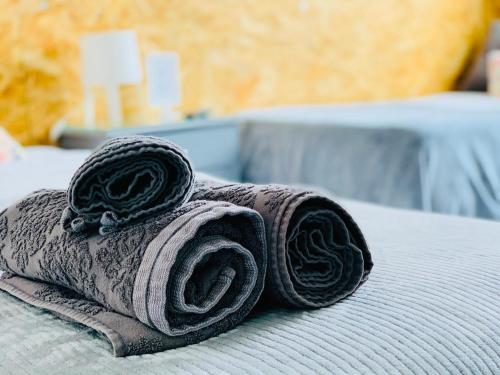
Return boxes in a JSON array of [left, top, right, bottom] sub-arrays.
[[2, 0, 500, 222], [0, 0, 499, 145]]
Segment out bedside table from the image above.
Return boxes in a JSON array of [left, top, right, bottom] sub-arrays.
[[56, 117, 241, 181]]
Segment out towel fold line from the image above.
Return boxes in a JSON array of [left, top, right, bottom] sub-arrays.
[[65, 136, 194, 235], [192, 179, 373, 309], [0, 190, 267, 356]]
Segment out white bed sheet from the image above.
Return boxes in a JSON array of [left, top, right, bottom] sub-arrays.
[[0, 146, 90, 209]]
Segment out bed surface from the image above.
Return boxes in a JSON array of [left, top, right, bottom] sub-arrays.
[[1, 199, 499, 374], [238, 93, 500, 220], [0, 146, 90, 210], [1, 145, 499, 374]]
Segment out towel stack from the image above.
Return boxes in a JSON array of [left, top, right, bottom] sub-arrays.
[[0, 136, 372, 356]]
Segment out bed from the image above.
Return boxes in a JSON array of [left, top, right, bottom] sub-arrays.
[[1, 146, 499, 374], [238, 93, 500, 220]]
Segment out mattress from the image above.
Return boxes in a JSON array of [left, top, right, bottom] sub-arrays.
[[238, 93, 500, 220], [1, 145, 499, 374], [1, 203, 500, 373]]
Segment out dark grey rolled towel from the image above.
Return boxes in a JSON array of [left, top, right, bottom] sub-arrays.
[[192, 179, 372, 308], [63, 136, 194, 235], [0, 190, 267, 356]]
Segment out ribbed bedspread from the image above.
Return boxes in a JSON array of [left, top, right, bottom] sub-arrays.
[[1, 200, 499, 374]]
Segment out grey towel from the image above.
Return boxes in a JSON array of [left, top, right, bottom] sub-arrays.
[[192, 179, 372, 308], [62, 136, 194, 235], [0, 190, 267, 356]]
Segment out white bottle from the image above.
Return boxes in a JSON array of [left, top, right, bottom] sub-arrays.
[[487, 50, 500, 97]]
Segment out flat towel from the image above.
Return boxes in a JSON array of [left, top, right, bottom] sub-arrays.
[[0, 189, 267, 356], [62, 136, 194, 235], [192, 179, 372, 308]]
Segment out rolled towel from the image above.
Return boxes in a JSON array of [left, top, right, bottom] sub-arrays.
[[0, 190, 266, 356], [192, 179, 373, 308], [63, 136, 194, 235]]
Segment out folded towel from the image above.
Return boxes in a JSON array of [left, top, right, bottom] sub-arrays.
[[63, 136, 194, 235], [192, 179, 372, 308], [0, 190, 267, 356]]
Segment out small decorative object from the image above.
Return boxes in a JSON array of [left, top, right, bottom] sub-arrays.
[[146, 52, 182, 122], [487, 50, 500, 97], [81, 30, 143, 128], [0, 127, 24, 164]]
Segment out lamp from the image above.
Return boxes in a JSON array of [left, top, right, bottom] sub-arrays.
[[81, 30, 142, 128], [146, 52, 182, 122]]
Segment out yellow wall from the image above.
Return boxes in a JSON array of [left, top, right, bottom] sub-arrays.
[[0, 0, 494, 144]]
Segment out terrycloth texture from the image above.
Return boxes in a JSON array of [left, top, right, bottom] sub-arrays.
[[1, 200, 499, 375], [0, 189, 267, 356], [63, 136, 194, 235], [192, 179, 372, 308]]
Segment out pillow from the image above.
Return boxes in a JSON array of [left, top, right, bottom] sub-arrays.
[[0, 127, 24, 164], [0, 146, 89, 209], [459, 21, 500, 91]]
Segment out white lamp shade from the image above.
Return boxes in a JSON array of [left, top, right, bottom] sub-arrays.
[[146, 52, 182, 106], [81, 30, 142, 86]]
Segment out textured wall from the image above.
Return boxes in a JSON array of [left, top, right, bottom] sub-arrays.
[[0, 0, 494, 144]]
